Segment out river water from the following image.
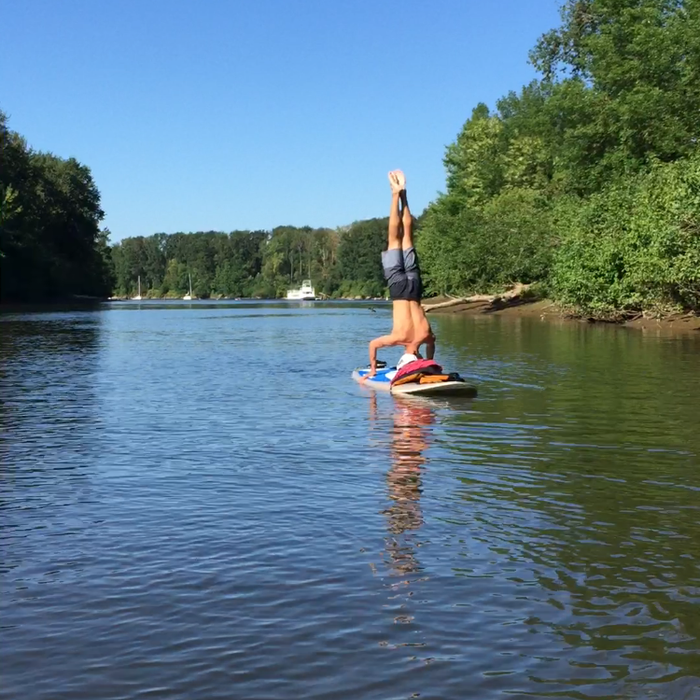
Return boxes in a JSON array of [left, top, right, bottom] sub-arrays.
[[1, 301, 699, 700]]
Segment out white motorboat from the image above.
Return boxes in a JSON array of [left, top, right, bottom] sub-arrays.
[[286, 280, 316, 300]]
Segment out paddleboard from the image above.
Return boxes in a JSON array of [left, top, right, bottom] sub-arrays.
[[352, 366, 477, 397]]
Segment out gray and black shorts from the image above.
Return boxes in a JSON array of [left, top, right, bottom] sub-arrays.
[[381, 246, 423, 302]]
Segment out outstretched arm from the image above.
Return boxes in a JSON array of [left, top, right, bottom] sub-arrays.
[[424, 331, 435, 360], [364, 333, 405, 378]]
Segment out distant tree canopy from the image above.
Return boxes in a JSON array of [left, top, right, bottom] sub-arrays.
[[0, 110, 113, 301], [110, 219, 390, 299], [418, 0, 700, 317]]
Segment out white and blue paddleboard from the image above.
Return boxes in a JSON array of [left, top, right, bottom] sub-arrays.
[[352, 366, 477, 397]]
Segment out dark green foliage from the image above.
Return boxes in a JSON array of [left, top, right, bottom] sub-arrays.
[[418, 190, 555, 296], [419, 0, 700, 316], [116, 229, 270, 298], [531, 0, 700, 170], [336, 218, 387, 296], [111, 217, 393, 299], [551, 154, 700, 317], [113, 230, 271, 298], [0, 111, 112, 301]]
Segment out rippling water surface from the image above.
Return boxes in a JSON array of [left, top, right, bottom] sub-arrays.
[[1, 301, 699, 699]]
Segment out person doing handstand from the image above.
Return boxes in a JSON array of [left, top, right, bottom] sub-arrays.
[[364, 170, 435, 378]]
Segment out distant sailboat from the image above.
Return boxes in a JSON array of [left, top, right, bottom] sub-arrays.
[[132, 275, 142, 300], [183, 273, 194, 300]]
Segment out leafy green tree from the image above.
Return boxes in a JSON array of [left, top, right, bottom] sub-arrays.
[[551, 153, 700, 316], [443, 104, 507, 204], [531, 0, 700, 173], [336, 218, 387, 292], [0, 110, 112, 301], [418, 0, 700, 317]]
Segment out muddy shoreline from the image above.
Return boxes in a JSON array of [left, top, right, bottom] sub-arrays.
[[423, 297, 700, 336]]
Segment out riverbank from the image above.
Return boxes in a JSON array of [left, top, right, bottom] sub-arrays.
[[423, 296, 700, 335]]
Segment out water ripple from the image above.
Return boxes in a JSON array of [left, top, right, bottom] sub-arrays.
[[1, 305, 699, 699]]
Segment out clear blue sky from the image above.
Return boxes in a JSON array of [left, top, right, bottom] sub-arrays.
[[1, 0, 562, 242]]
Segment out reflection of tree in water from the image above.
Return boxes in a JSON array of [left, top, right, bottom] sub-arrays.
[[370, 394, 435, 578], [432, 323, 700, 690], [0, 315, 104, 443], [0, 313, 105, 579]]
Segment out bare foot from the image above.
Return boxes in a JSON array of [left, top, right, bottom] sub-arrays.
[[394, 170, 406, 191], [388, 170, 402, 194]]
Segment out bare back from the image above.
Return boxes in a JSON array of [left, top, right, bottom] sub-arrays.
[[408, 301, 431, 344]]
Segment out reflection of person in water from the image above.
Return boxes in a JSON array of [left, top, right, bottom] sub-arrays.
[[369, 393, 436, 576]]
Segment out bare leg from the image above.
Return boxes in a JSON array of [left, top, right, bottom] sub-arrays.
[[399, 186, 413, 251], [387, 172, 402, 250]]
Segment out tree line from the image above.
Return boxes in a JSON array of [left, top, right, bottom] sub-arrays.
[[0, 104, 390, 302], [2, 0, 699, 316], [417, 0, 700, 318], [1, 110, 113, 301], [110, 218, 390, 299]]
